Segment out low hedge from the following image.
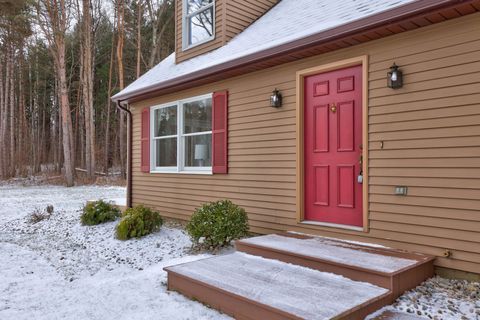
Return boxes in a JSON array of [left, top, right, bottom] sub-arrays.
[[81, 200, 121, 225], [186, 200, 249, 250], [116, 205, 163, 240]]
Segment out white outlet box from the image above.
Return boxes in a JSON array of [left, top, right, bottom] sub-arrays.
[[395, 186, 408, 196]]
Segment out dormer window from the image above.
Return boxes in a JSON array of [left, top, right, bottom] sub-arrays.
[[183, 0, 215, 49]]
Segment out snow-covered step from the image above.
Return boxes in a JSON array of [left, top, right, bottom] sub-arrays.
[[235, 233, 435, 299], [165, 252, 392, 320]]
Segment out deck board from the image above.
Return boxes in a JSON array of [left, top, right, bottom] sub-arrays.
[[166, 252, 389, 320], [239, 234, 418, 273]]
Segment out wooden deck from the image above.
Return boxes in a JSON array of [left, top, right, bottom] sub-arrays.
[[236, 233, 435, 301], [165, 233, 435, 320]]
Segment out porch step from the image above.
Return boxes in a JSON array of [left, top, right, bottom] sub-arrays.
[[235, 233, 435, 299], [165, 252, 392, 320]]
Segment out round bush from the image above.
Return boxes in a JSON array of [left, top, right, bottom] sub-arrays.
[[116, 205, 163, 240], [186, 200, 249, 249], [81, 200, 121, 225]]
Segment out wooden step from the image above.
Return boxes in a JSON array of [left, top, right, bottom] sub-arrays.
[[165, 252, 393, 320], [235, 233, 435, 300]]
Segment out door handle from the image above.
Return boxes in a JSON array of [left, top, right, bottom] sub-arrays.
[[330, 103, 337, 113], [358, 154, 363, 184]]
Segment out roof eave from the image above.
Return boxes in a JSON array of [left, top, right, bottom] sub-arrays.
[[112, 0, 475, 104]]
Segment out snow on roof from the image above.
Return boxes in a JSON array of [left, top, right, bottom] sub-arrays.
[[114, 0, 415, 100]]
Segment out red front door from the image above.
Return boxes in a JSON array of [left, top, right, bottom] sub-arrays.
[[304, 65, 363, 227]]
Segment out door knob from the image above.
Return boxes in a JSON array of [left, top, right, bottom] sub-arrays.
[[330, 104, 337, 113]]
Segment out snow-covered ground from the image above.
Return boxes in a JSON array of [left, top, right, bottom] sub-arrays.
[[0, 184, 230, 320], [371, 277, 480, 320], [1, 183, 479, 320]]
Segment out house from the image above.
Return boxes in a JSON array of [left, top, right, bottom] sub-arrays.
[[112, 0, 480, 282]]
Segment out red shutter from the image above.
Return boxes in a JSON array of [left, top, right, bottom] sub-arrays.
[[212, 91, 228, 174], [141, 107, 150, 173]]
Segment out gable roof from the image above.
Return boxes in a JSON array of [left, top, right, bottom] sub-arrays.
[[112, 0, 472, 103]]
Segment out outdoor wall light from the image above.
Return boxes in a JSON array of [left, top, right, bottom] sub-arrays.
[[270, 89, 282, 108], [387, 63, 403, 89]]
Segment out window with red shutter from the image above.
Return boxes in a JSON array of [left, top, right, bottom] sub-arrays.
[[141, 107, 150, 173], [212, 91, 228, 174]]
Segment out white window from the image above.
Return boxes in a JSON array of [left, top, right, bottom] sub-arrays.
[[183, 0, 215, 49], [151, 94, 212, 173]]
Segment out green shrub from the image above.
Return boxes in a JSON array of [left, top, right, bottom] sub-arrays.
[[116, 205, 163, 240], [81, 200, 121, 225], [186, 200, 249, 250]]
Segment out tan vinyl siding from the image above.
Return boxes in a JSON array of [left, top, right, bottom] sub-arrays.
[[132, 13, 480, 274], [175, 0, 277, 63], [224, 0, 278, 41], [175, 0, 226, 63]]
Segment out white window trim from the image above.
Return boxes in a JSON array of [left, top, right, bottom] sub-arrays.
[[150, 93, 213, 174], [182, 0, 215, 51]]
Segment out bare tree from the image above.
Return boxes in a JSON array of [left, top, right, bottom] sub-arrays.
[[35, 0, 76, 186], [116, 0, 126, 177], [145, 0, 173, 69], [136, 0, 142, 78], [3, 41, 11, 177], [9, 42, 15, 177], [0, 51, 5, 178], [104, 10, 116, 173], [80, 0, 96, 179]]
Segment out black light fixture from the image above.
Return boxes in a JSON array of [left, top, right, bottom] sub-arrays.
[[270, 88, 282, 108], [387, 63, 403, 89]]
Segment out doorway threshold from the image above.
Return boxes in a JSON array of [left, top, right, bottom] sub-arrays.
[[300, 220, 364, 232]]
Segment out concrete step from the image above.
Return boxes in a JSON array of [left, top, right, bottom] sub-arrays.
[[165, 252, 392, 320]]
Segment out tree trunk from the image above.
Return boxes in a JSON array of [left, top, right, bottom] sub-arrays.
[[136, 0, 142, 78], [18, 53, 26, 175], [35, 0, 76, 185], [57, 40, 75, 186], [9, 47, 16, 177], [147, 0, 172, 68], [0, 53, 5, 178], [117, 0, 126, 178], [3, 45, 11, 178], [82, 0, 95, 179], [104, 13, 116, 173]]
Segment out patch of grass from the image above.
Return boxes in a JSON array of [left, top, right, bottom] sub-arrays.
[[81, 200, 121, 226], [115, 205, 163, 240]]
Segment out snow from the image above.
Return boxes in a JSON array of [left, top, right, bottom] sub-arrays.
[[287, 230, 390, 249], [0, 185, 126, 223], [114, 0, 415, 99], [168, 252, 389, 320], [109, 197, 127, 206], [369, 277, 480, 320], [241, 234, 418, 273], [0, 184, 231, 320], [2, 184, 478, 320], [366, 309, 426, 320], [89, 197, 127, 207]]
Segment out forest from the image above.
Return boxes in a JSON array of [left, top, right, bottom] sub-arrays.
[[0, 0, 175, 186]]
